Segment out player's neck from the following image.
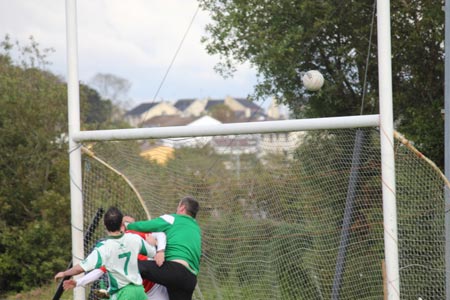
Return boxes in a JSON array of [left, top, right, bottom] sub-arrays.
[[107, 230, 123, 237]]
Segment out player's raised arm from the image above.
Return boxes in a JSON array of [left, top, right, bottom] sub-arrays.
[[54, 264, 84, 281]]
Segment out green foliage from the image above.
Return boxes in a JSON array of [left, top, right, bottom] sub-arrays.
[[199, 0, 445, 168], [0, 38, 70, 292], [390, 1, 444, 168], [0, 35, 121, 295], [81, 84, 112, 127], [200, 0, 379, 114]]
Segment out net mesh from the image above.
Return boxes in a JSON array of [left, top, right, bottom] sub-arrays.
[[80, 127, 446, 300]]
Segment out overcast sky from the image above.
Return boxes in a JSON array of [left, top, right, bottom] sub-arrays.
[[0, 0, 263, 109]]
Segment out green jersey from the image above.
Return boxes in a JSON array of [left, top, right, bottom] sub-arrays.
[[127, 214, 201, 275], [80, 233, 156, 296]]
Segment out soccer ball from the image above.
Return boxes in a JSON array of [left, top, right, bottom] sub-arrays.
[[302, 70, 324, 92]]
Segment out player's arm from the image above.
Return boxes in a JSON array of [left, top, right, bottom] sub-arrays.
[[152, 232, 166, 252], [126, 215, 173, 232], [54, 264, 84, 281], [77, 248, 104, 274], [55, 245, 104, 282], [139, 237, 156, 258], [76, 268, 105, 287], [63, 268, 105, 290], [152, 232, 166, 266]]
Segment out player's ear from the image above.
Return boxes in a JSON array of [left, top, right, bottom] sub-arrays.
[[176, 203, 183, 213]]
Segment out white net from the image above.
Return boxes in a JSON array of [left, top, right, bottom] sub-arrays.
[[81, 127, 446, 299]]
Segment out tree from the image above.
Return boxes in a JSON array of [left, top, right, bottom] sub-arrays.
[[89, 72, 132, 109], [390, 2, 444, 167], [80, 81, 132, 130], [0, 35, 121, 294], [80, 84, 113, 129], [0, 36, 71, 292], [199, 0, 444, 168], [89, 73, 133, 123]]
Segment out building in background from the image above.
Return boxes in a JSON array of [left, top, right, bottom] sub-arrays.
[[174, 98, 208, 117], [124, 101, 179, 127], [128, 96, 299, 165], [126, 96, 281, 127]]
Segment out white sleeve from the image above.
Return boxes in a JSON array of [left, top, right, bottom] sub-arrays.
[[76, 268, 105, 287], [151, 232, 166, 252], [140, 237, 156, 258], [79, 249, 101, 272]]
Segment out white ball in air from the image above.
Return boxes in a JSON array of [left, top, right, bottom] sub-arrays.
[[302, 70, 324, 92]]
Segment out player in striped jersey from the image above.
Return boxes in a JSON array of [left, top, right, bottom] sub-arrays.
[[63, 222, 169, 300], [55, 207, 156, 300]]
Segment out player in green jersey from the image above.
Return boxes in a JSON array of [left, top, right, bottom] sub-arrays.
[[125, 196, 201, 300]]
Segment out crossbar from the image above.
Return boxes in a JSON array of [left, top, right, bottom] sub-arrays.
[[73, 114, 380, 142]]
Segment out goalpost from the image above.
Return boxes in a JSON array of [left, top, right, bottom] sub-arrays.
[[65, 0, 404, 299]]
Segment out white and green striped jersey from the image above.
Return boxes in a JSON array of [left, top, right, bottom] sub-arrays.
[[80, 233, 156, 295]]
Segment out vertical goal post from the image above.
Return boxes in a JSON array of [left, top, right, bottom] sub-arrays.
[[65, 0, 399, 300], [65, 0, 84, 300], [376, 0, 399, 298]]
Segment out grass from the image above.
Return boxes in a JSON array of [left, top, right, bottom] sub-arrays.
[[1, 283, 73, 300]]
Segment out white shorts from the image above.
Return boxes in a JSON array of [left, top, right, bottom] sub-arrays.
[[147, 283, 169, 300]]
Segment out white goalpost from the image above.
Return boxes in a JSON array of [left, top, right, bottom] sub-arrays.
[[65, 0, 400, 299], [72, 115, 380, 142], [376, 0, 400, 298], [65, 1, 84, 300]]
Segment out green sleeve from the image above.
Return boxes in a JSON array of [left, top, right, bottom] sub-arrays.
[[127, 215, 172, 232]]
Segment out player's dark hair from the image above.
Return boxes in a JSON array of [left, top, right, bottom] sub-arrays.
[[104, 206, 123, 232], [180, 196, 200, 218]]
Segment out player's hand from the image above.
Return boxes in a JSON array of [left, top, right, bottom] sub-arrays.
[[122, 215, 135, 226], [154, 251, 165, 267], [63, 279, 77, 290], [54, 272, 66, 281]]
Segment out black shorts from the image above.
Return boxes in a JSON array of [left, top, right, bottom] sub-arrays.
[[138, 260, 197, 300]]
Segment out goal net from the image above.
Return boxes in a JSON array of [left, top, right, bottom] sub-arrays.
[[80, 127, 446, 300]]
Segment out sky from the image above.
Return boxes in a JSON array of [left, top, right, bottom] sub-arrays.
[[0, 0, 265, 109]]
